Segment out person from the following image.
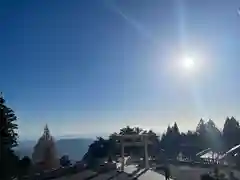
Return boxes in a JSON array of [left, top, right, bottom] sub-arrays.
[[164, 165, 170, 180]]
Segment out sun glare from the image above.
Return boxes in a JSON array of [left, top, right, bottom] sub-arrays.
[[182, 56, 195, 70]]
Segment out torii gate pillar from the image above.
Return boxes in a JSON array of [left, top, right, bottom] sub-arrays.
[[118, 134, 151, 171]]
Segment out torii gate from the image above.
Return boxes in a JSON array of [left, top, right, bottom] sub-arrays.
[[115, 134, 152, 171]]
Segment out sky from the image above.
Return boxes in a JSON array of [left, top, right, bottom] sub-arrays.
[[0, 0, 240, 140]]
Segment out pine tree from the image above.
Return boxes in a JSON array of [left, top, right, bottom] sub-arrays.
[[0, 93, 19, 180]]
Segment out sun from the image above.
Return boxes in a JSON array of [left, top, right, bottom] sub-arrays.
[[182, 56, 195, 70]]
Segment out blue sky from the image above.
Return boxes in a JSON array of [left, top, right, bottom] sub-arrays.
[[1, 0, 240, 140]]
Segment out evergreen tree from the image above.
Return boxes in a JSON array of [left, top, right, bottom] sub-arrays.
[[196, 118, 206, 134], [119, 126, 136, 135], [196, 119, 208, 150], [160, 123, 181, 159], [180, 131, 200, 160], [0, 93, 19, 180], [223, 116, 240, 150], [205, 119, 222, 153]]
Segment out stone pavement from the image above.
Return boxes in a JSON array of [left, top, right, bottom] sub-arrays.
[[55, 170, 96, 180], [54, 162, 173, 180], [137, 169, 170, 180], [124, 165, 173, 180], [54, 167, 173, 180]]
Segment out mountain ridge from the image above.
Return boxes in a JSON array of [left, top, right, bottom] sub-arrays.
[[16, 138, 94, 161]]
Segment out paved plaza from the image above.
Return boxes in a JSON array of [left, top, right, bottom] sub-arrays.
[[124, 165, 172, 180]]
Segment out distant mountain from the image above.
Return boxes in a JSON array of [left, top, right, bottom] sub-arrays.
[[15, 140, 36, 158], [56, 138, 93, 161], [16, 138, 93, 161]]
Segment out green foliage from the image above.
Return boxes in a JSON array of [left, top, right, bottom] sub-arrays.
[[223, 116, 240, 150], [0, 95, 18, 149], [0, 94, 19, 180], [160, 122, 181, 159], [180, 131, 201, 159]]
